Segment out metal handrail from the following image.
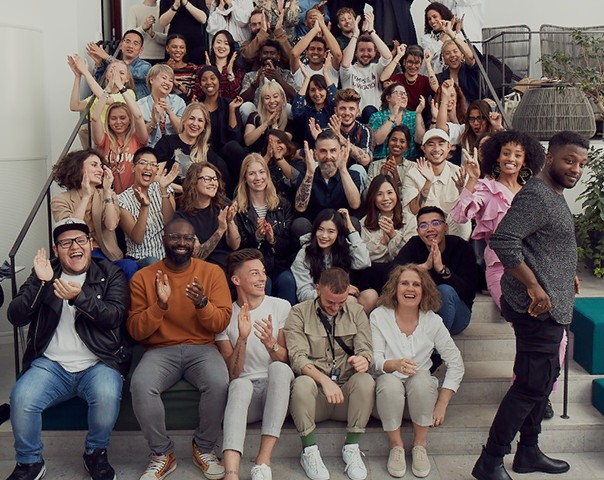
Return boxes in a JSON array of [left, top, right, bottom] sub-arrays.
[[8, 96, 95, 378]]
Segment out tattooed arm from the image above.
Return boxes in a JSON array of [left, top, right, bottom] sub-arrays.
[[295, 141, 317, 213]]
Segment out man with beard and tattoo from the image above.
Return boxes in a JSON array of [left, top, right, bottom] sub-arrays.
[[6, 218, 130, 480], [128, 217, 232, 480], [293, 129, 363, 236]]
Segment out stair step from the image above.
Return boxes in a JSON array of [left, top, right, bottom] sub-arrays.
[[470, 294, 504, 323], [454, 322, 516, 361]]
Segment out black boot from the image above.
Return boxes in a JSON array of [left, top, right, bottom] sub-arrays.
[[512, 443, 570, 474], [472, 446, 512, 480]]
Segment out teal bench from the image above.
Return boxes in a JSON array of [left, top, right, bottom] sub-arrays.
[[571, 298, 604, 375], [593, 378, 604, 416]]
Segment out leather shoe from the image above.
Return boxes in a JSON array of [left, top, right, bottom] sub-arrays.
[[513, 443, 570, 474], [472, 446, 512, 480]]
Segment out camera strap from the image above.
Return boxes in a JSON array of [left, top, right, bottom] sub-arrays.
[[317, 308, 355, 359]]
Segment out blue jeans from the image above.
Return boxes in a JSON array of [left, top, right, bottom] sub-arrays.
[[10, 357, 123, 463], [271, 269, 297, 305], [437, 284, 471, 335]]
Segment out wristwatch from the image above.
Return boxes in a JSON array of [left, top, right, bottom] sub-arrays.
[[195, 295, 208, 309], [439, 266, 451, 277], [271, 343, 280, 353]]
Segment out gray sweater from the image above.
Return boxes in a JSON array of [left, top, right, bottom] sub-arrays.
[[490, 178, 577, 325]]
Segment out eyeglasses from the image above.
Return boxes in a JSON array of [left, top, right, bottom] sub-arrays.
[[418, 219, 445, 230], [468, 116, 485, 124], [198, 175, 219, 183], [404, 60, 422, 66], [56, 235, 90, 249], [122, 39, 142, 47], [136, 160, 159, 169], [165, 233, 196, 243], [392, 90, 408, 97]]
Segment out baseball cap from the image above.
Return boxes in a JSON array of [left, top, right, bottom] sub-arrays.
[[53, 218, 90, 244], [422, 128, 450, 145]]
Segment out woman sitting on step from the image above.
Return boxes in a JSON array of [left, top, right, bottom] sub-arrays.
[[370, 263, 464, 478]]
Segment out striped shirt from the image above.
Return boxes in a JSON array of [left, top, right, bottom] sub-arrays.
[[118, 182, 172, 260]]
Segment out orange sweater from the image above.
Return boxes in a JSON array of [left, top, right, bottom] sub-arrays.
[[128, 259, 232, 348]]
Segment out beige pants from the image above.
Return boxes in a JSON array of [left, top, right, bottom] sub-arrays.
[[290, 372, 375, 437], [374, 371, 438, 431]]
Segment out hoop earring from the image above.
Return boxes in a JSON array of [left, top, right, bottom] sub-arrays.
[[491, 164, 501, 179], [518, 166, 533, 185]]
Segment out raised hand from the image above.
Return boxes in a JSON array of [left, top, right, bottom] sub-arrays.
[[378, 215, 395, 238], [102, 166, 114, 191], [353, 15, 361, 37], [328, 114, 343, 139], [53, 278, 82, 300], [238, 303, 252, 340], [33, 248, 53, 281], [185, 276, 206, 308], [431, 240, 444, 272], [453, 166, 467, 193], [308, 117, 322, 140], [416, 157, 435, 183], [227, 51, 238, 74], [134, 186, 151, 206], [363, 11, 374, 33], [205, 51, 212, 66], [143, 15, 155, 32], [463, 148, 481, 180], [430, 98, 439, 119], [338, 207, 355, 232], [338, 138, 351, 170], [254, 314, 275, 348], [81, 170, 95, 197], [159, 163, 180, 188], [227, 201, 238, 223], [303, 141, 316, 176], [217, 206, 229, 232], [416, 95, 426, 113], [155, 270, 171, 308], [424, 49, 433, 63], [229, 96, 243, 110]]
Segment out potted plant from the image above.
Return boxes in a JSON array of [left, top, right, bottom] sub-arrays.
[[576, 146, 604, 278]]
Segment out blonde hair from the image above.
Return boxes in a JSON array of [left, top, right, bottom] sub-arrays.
[[378, 264, 442, 312], [146, 63, 174, 91], [100, 60, 135, 91], [104, 101, 135, 155], [180, 102, 212, 162], [258, 81, 288, 131], [235, 153, 280, 212]]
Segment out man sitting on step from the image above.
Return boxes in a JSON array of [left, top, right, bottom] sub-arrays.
[[128, 217, 232, 480], [284, 267, 374, 480], [7, 218, 131, 480]]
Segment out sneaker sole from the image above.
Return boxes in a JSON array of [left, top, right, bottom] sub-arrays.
[[35, 464, 47, 480], [300, 457, 330, 480], [192, 457, 225, 480]]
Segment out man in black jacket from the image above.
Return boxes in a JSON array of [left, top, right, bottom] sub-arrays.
[[6, 218, 131, 480], [394, 206, 477, 335]]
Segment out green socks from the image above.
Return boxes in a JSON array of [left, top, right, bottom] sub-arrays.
[[301, 432, 316, 448], [345, 432, 361, 445]]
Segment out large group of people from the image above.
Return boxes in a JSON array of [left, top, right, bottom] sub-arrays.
[[5, 1, 592, 480]]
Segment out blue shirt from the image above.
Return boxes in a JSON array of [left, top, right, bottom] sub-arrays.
[[95, 57, 151, 99]]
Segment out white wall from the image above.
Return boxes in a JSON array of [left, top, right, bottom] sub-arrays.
[[0, 1, 101, 343]]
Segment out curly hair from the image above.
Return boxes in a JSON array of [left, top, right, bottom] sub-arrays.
[[180, 102, 212, 162], [179, 162, 227, 214], [305, 209, 352, 283], [434, 82, 467, 123], [363, 175, 404, 231], [378, 264, 442, 312], [480, 130, 545, 181], [52, 148, 106, 190], [424, 2, 454, 34], [235, 153, 280, 212]]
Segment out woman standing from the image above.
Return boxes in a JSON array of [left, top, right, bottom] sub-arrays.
[[234, 153, 297, 304], [418, 2, 455, 75], [165, 34, 199, 103], [371, 264, 464, 478], [159, 0, 209, 65]]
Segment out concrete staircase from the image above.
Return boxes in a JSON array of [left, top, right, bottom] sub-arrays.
[[1, 295, 604, 479]]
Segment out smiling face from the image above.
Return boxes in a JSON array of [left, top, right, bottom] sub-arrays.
[[356, 40, 376, 66], [196, 166, 219, 198], [107, 106, 130, 136], [163, 221, 195, 266], [388, 130, 409, 158], [335, 100, 359, 129], [315, 219, 338, 251], [338, 12, 355, 34], [232, 258, 267, 299], [387, 85, 408, 110], [268, 133, 286, 158], [250, 12, 264, 36], [374, 180, 398, 214], [442, 42, 462, 69], [467, 108, 488, 136], [426, 9, 443, 32], [183, 108, 206, 138], [213, 33, 231, 60], [245, 160, 268, 193], [421, 137, 450, 166], [404, 55, 422, 77], [417, 211, 447, 250], [263, 90, 284, 114], [396, 269, 423, 309], [546, 143, 589, 192], [306, 40, 326, 67], [166, 37, 187, 63], [150, 71, 174, 96], [120, 32, 144, 60], [82, 155, 104, 187], [54, 229, 92, 276], [309, 79, 327, 106], [133, 152, 160, 187], [317, 284, 349, 317], [260, 45, 280, 66], [497, 142, 525, 177], [199, 70, 219, 97], [315, 138, 341, 178]]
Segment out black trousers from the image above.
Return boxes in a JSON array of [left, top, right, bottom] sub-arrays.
[[486, 299, 565, 456]]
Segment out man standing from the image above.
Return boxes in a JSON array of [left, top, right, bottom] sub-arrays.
[[125, 0, 168, 63], [7, 218, 130, 480], [285, 267, 374, 480], [216, 249, 294, 480], [128, 218, 232, 480], [472, 131, 590, 480]]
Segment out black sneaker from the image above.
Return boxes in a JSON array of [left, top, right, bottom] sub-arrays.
[[543, 398, 555, 420], [7, 460, 46, 480], [83, 449, 116, 480]]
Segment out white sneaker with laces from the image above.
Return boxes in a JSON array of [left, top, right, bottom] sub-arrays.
[[139, 452, 177, 480], [300, 445, 330, 480], [251, 463, 272, 480], [411, 445, 431, 478], [342, 444, 367, 480]]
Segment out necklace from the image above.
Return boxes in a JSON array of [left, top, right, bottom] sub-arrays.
[[405, 76, 417, 86]]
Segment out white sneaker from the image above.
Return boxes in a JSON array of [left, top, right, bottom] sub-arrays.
[[387, 446, 406, 478], [411, 445, 431, 478], [251, 463, 272, 480], [300, 445, 330, 480], [342, 444, 367, 480], [139, 452, 177, 480]]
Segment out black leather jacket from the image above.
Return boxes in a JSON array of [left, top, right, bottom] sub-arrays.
[[8, 257, 132, 376], [235, 197, 294, 274]]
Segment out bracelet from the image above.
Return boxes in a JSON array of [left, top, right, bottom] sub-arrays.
[[106, 55, 115, 64], [118, 86, 127, 94], [171, 5, 178, 11]]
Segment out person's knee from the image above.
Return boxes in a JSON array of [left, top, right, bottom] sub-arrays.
[[437, 283, 458, 302], [348, 372, 375, 398], [291, 375, 317, 402], [268, 361, 294, 381], [228, 377, 254, 399], [375, 373, 403, 396]]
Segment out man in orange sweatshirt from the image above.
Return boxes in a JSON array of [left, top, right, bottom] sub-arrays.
[[128, 217, 232, 480]]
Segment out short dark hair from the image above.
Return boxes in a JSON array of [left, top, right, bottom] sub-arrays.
[[227, 248, 265, 278], [164, 217, 194, 235], [319, 267, 350, 294], [123, 29, 144, 46], [261, 39, 282, 55], [309, 36, 327, 49], [416, 206, 446, 222], [403, 45, 424, 61], [133, 146, 158, 164], [548, 131, 590, 154]]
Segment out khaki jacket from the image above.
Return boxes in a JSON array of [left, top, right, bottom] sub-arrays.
[[284, 299, 373, 384]]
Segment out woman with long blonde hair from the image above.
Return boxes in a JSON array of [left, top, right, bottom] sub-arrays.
[[244, 80, 290, 153], [234, 153, 296, 303]]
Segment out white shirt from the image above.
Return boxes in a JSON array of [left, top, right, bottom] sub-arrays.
[[207, 0, 255, 44], [44, 272, 100, 372], [216, 296, 291, 380], [293, 62, 339, 88], [370, 306, 464, 392], [339, 56, 391, 111]]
